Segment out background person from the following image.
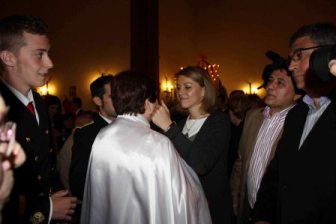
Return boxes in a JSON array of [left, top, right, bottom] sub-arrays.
[[230, 57, 301, 224], [69, 75, 115, 222]]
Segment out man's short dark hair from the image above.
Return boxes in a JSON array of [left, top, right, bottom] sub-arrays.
[[289, 23, 336, 47], [0, 15, 48, 52], [111, 70, 157, 115], [0, 15, 48, 72], [262, 63, 303, 95], [89, 75, 114, 99], [260, 54, 291, 87]]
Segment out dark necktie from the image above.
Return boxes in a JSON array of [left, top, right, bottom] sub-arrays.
[[27, 102, 36, 117]]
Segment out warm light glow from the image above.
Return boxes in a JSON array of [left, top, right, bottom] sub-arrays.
[[87, 72, 103, 87], [180, 62, 221, 82], [36, 83, 56, 95], [241, 86, 250, 94], [161, 79, 174, 92], [207, 64, 220, 81], [252, 87, 259, 94], [87, 68, 117, 87], [241, 81, 263, 95]]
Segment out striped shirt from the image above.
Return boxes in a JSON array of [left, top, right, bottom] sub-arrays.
[[299, 95, 331, 148], [247, 105, 294, 208]]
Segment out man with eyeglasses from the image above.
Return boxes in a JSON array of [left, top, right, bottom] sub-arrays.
[[251, 23, 336, 224]]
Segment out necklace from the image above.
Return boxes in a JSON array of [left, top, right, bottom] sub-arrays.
[[184, 118, 196, 137], [183, 114, 209, 138]]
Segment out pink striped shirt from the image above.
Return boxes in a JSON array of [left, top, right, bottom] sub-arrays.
[[247, 105, 294, 208]]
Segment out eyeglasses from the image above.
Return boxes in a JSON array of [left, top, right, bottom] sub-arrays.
[[288, 45, 332, 63]]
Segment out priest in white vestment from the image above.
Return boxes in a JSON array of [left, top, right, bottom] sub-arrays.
[[80, 71, 212, 224]]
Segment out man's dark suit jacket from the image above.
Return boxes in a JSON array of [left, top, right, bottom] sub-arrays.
[[0, 80, 62, 224], [166, 110, 233, 224], [69, 114, 108, 200], [252, 99, 336, 224]]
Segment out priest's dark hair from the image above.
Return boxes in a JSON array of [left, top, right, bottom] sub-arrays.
[[111, 70, 157, 115]]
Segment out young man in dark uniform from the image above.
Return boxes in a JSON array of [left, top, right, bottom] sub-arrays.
[[69, 75, 115, 221], [70, 75, 115, 201], [0, 15, 77, 224]]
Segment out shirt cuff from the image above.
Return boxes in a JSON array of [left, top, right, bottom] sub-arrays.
[[48, 197, 53, 223]]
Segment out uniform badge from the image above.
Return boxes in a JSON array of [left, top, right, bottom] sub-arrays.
[[30, 212, 45, 224]]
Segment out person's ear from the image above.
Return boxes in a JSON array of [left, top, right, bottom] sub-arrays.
[[92, 96, 102, 107], [0, 51, 16, 67]]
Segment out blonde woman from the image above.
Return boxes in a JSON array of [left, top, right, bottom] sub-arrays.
[[152, 66, 233, 224]]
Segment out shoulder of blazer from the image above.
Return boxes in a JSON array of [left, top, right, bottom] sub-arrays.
[[0, 80, 17, 105], [76, 120, 95, 129], [93, 114, 109, 127], [75, 115, 108, 136], [198, 111, 230, 134], [285, 100, 308, 124]]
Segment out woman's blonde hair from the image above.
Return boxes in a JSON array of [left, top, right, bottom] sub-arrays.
[[175, 66, 216, 113]]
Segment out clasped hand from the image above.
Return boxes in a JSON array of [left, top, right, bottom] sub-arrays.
[[51, 190, 78, 221]]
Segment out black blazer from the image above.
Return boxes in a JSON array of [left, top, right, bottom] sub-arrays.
[[69, 114, 108, 200], [0, 80, 62, 224], [252, 100, 336, 224], [166, 110, 233, 224]]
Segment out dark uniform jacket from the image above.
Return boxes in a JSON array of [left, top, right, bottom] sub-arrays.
[[165, 110, 233, 224], [69, 114, 108, 200], [252, 99, 336, 224], [0, 80, 62, 224]]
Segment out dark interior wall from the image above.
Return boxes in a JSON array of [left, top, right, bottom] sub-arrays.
[[131, 0, 159, 86], [1, 0, 130, 110], [160, 0, 336, 94], [1, 0, 336, 106]]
